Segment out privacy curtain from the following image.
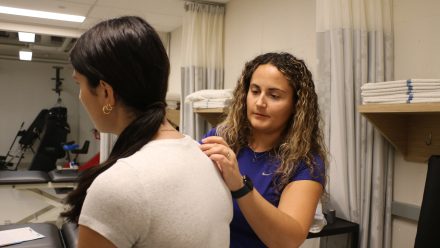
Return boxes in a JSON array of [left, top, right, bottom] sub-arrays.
[[99, 133, 117, 162], [180, 1, 225, 140], [315, 0, 394, 247]]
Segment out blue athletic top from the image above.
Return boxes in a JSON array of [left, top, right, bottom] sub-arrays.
[[203, 128, 325, 248]]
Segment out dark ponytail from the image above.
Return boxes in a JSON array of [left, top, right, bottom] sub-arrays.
[[61, 16, 170, 222]]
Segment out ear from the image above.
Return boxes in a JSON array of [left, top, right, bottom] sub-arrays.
[[99, 80, 116, 106]]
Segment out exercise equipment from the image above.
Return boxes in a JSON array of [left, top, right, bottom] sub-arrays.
[[63, 140, 90, 168], [0, 109, 49, 170], [28, 106, 70, 172]]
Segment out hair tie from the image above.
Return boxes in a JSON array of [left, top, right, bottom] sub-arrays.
[[145, 101, 166, 111]]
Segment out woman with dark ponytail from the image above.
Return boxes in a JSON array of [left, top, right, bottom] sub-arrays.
[[62, 16, 232, 247]]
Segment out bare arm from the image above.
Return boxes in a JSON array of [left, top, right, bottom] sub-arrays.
[[237, 180, 322, 247], [201, 136, 323, 248], [77, 225, 117, 248]]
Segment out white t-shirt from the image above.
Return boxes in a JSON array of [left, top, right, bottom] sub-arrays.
[[79, 135, 232, 248]]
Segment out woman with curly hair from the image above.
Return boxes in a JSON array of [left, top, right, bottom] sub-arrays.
[[201, 52, 327, 247]]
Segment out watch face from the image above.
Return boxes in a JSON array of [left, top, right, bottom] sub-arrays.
[[243, 175, 253, 190]]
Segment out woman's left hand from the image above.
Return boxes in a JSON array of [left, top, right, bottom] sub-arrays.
[[200, 136, 244, 191]]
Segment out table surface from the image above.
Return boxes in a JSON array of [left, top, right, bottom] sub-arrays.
[[307, 217, 359, 239]]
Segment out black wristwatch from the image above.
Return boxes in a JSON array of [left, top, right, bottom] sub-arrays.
[[231, 175, 253, 199]]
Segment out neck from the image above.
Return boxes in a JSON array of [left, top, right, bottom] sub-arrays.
[[158, 121, 176, 131], [113, 109, 138, 136], [249, 129, 282, 152], [154, 120, 182, 140]]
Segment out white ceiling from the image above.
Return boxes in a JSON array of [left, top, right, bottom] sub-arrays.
[[0, 0, 229, 62]]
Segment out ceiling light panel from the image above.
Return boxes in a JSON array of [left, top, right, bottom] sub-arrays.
[[19, 50, 32, 61], [0, 6, 85, 22], [18, 31, 35, 42]]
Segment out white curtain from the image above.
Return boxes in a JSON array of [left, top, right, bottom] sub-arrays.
[[316, 0, 394, 247], [99, 133, 117, 163], [180, 1, 225, 140]]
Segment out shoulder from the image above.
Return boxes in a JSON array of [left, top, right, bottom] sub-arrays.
[[291, 154, 326, 186], [202, 127, 218, 139], [120, 136, 199, 164]]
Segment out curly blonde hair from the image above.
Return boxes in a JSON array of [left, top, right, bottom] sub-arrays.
[[217, 52, 327, 193]]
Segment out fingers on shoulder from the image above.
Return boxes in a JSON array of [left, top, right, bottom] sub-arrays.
[[202, 136, 227, 145]]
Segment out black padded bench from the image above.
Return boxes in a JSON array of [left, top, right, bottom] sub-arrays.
[[0, 169, 79, 186], [0, 223, 64, 248], [0, 170, 50, 184], [61, 222, 78, 248]]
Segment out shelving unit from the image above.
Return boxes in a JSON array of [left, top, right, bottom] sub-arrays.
[[358, 103, 440, 162], [193, 107, 227, 126]]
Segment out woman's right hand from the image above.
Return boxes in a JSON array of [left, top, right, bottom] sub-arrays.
[[200, 136, 244, 191]]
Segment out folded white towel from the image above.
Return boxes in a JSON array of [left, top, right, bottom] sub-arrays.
[[361, 89, 410, 97], [410, 98, 440, 103], [363, 83, 440, 91], [185, 89, 234, 102], [363, 96, 407, 102], [408, 79, 440, 84], [361, 79, 440, 90], [363, 97, 440, 104], [363, 91, 440, 100], [194, 98, 231, 103], [361, 80, 406, 90], [362, 85, 440, 94], [193, 103, 230, 108], [193, 98, 232, 108], [362, 99, 408, 104]]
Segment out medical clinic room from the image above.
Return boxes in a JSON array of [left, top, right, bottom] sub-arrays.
[[0, 0, 439, 247]]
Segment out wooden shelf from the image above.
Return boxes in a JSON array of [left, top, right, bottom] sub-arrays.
[[358, 103, 440, 162], [193, 108, 227, 126]]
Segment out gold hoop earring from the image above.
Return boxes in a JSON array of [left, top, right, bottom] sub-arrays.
[[102, 104, 113, 115]]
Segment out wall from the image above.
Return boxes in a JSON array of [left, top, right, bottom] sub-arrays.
[[224, 0, 316, 89], [392, 0, 440, 247]]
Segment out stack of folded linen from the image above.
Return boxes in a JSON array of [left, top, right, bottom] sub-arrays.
[[166, 92, 180, 110], [185, 89, 233, 108], [361, 79, 440, 104]]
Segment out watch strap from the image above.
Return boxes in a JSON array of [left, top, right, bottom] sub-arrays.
[[231, 175, 253, 199]]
